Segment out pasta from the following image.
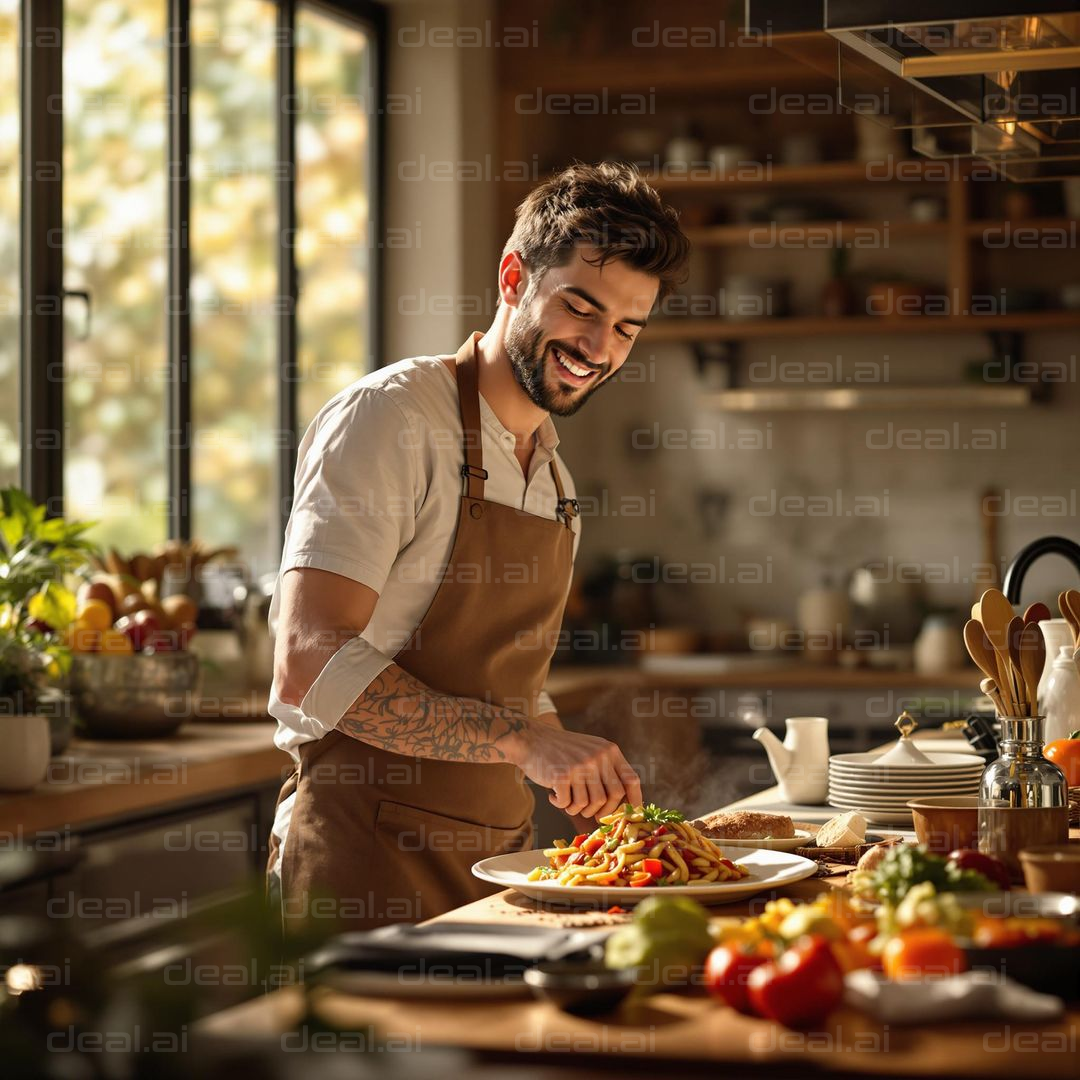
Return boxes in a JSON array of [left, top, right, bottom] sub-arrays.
[[527, 804, 750, 888]]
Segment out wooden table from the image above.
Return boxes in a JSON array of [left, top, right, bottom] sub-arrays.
[[0, 721, 289, 835], [198, 742, 1080, 1077]]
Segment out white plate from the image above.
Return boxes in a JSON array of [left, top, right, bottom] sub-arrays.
[[830, 769, 982, 780], [829, 779, 980, 794], [828, 789, 972, 805], [472, 847, 819, 905], [828, 802, 917, 818], [830, 751, 983, 769], [844, 808, 914, 826], [830, 762, 983, 774], [707, 829, 815, 852]]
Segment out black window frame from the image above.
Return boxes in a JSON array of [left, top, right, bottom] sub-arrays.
[[18, 0, 386, 552]]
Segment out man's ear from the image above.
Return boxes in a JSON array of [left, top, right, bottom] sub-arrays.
[[498, 251, 528, 309]]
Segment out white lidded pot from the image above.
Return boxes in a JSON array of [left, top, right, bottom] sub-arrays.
[[0, 714, 51, 791], [1038, 619, 1073, 706], [1042, 645, 1080, 746]]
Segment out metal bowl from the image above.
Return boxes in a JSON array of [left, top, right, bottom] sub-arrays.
[[69, 652, 202, 738], [523, 959, 636, 1016]]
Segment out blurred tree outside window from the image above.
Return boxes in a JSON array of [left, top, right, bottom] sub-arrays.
[[62, 0, 169, 552], [190, 0, 279, 576], [296, 5, 374, 431]]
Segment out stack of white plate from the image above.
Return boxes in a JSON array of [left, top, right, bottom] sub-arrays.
[[828, 751, 985, 825]]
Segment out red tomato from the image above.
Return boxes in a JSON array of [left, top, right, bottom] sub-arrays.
[[705, 944, 769, 1014], [882, 930, 967, 981], [581, 836, 604, 856], [946, 849, 1011, 890], [746, 936, 844, 1029], [642, 858, 663, 878], [571, 833, 588, 848]]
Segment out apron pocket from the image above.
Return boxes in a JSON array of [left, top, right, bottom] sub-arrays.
[[373, 799, 533, 923]]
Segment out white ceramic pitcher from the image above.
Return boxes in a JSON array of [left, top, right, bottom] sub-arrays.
[[753, 716, 831, 804]]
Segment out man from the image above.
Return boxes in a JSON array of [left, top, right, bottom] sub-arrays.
[[268, 161, 690, 931]]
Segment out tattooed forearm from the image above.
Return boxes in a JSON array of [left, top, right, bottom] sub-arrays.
[[335, 663, 530, 764]]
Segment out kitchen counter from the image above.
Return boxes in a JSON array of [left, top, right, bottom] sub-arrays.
[[545, 661, 981, 715], [0, 722, 289, 836], [197, 823, 1080, 1077]]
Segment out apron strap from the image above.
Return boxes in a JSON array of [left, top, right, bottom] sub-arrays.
[[549, 457, 578, 529], [454, 334, 487, 500], [455, 332, 576, 529]]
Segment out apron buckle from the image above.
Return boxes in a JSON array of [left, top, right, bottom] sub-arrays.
[[461, 464, 489, 481], [557, 497, 580, 523]]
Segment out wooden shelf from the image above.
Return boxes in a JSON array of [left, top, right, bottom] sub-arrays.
[[499, 59, 830, 96], [683, 217, 1079, 248], [645, 311, 1080, 342], [702, 385, 1034, 412], [684, 219, 949, 247], [644, 159, 956, 192], [967, 218, 1080, 241]]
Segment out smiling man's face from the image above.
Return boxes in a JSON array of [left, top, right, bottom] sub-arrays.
[[504, 247, 659, 417]]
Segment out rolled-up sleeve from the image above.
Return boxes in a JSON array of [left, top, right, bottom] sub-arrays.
[[284, 388, 419, 594]]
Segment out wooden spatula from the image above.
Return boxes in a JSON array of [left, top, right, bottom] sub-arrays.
[[1022, 601, 1051, 626], [979, 676, 1006, 716], [979, 589, 1020, 714], [1007, 615, 1028, 714], [965, 619, 1014, 715], [1059, 591, 1079, 648], [1018, 621, 1045, 716], [1066, 590, 1080, 648]]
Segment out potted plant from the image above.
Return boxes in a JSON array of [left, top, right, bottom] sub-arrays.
[[0, 488, 98, 787]]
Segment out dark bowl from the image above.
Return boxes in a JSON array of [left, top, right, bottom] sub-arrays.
[[523, 960, 636, 1016], [953, 891, 1080, 999]]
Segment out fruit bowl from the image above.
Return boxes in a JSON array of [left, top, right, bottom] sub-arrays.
[[69, 652, 202, 738]]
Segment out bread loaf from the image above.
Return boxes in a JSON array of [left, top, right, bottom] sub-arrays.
[[691, 810, 795, 840]]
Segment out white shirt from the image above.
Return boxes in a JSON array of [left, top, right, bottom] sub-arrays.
[[267, 351, 579, 868]]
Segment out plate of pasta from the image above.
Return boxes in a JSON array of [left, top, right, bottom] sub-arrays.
[[471, 804, 818, 904]]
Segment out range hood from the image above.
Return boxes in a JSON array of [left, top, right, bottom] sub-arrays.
[[744, 2, 1080, 180]]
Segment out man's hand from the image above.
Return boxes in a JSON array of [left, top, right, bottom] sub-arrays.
[[506, 722, 642, 819]]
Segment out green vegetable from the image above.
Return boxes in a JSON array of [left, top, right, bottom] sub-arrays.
[[604, 896, 713, 992], [853, 845, 996, 906], [640, 803, 685, 825]]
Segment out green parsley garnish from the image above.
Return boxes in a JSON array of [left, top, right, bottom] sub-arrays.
[[640, 803, 685, 825]]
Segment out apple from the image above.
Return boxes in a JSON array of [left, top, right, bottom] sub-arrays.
[[115, 610, 160, 652], [79, 580, 118, 621]]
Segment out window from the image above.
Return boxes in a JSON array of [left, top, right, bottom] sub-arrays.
[[295, 5, 376, 430], [190, 0, 279, 574], [0, 0, 19, 487], [62, 0, 169, 550], [15, 0, 383, 573]]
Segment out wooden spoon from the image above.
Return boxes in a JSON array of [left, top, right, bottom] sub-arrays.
[[1018, 621, 1045, 715], [971, 601, 982, 623], [1007, 615, 1028, 714], [1067, 590, 1080, 648], [1022, 601, 1052, 626], [964, 619, 1014, 713], [1059, 591, 1079, 647], [979, 676, 1006, 717], [979, 589, 1020, 714]]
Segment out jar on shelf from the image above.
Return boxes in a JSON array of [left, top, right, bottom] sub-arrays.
[[978, 715, 1069, 882]]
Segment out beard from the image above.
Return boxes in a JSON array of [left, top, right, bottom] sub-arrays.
[[504, 303, 613, 417]]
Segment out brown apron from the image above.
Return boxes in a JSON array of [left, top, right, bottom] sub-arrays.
[[271, 332, 576, 932]]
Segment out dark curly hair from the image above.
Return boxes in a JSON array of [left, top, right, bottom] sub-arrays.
[[503, 161, 691, 302]]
